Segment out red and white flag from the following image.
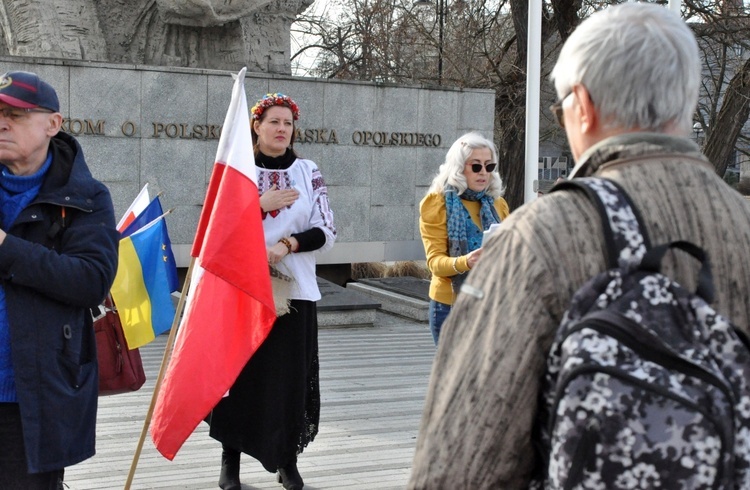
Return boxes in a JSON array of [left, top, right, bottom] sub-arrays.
[[150, 68, 276, 460], [117, 183, 150, 232]]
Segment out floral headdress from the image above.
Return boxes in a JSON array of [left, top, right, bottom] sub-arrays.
[[250, 93, 300, 121]]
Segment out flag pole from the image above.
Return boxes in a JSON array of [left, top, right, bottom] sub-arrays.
[[125, 209, 175, 238], [124, 255, 196, 490]]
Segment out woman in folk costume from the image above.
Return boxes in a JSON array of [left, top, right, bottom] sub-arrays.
[[419, 132, 509, 344], [207, 93, 336, 490]]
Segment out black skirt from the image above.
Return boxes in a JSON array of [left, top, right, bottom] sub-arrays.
[[207, 300, 320, 472]]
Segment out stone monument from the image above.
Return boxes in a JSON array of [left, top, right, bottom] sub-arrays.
[[0, 0, 311, 73], [0, 0, 497, 275]]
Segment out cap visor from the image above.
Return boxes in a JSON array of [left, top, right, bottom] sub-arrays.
[[0, 94, 37, 109]]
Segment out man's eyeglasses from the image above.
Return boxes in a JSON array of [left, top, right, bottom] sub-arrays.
[[466, 162, 498, 173], [550, 92, 572, 128], [0, 107, 54, 121]]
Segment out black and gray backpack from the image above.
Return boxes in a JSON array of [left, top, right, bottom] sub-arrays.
[[535, 177, 750, 489]]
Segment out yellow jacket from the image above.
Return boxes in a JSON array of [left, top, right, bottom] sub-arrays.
[[419, 192, 510, 305]]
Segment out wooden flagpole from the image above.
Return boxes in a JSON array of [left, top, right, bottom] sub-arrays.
[[124, 255, 196, 489]]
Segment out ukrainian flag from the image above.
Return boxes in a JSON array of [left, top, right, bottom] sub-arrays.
[[121, 196, 179, 293], [110, 217, 177, 349]]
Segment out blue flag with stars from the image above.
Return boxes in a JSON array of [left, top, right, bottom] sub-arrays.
[[121, 196, 179, 292]]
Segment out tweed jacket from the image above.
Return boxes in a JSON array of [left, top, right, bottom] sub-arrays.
[[408, 133, 750, 489]]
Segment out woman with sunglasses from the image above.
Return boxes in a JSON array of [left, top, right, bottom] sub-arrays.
[[419, 132, 509, 344]]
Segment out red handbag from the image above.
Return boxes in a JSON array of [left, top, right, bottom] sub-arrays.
[[93, 294, 146, 395]]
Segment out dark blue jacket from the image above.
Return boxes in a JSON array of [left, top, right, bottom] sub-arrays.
[[0, 131, 119, 473]]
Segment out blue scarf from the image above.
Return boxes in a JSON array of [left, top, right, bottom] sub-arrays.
[[445, 186, 501, 292]]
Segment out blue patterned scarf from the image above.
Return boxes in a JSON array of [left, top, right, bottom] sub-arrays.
[[445, 186, 501, 292]]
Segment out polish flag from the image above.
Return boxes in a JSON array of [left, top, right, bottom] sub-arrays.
[[117, 184, 150, 233], [150, 68, 276, 459]]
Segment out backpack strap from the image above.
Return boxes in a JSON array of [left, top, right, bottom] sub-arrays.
[[551, 177, 651, 269], [641, 240, 715, 303]]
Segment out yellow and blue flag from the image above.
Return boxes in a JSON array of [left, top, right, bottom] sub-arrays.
[[110, 217, 177, 349], [121, 196, 179, 292]]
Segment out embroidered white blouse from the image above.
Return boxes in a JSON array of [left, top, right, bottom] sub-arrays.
[[256, 158, 336, 301]]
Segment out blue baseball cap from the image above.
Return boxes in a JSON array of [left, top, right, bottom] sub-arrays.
[[0, 71, 60, 112]]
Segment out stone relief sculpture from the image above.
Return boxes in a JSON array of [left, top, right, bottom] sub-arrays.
[[0, 0, 312, 73]]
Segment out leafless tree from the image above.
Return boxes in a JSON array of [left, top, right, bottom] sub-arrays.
[[688, 0, 750, 178], [293, 0, 750, 208]]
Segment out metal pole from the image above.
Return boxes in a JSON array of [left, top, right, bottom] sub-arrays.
[[524, 0, 542, 203], [438, 0, 444, 84]]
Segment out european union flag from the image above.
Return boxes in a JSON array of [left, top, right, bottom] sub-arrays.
[[121, 196, 179, 293]]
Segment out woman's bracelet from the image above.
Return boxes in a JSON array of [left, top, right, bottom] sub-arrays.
[[452, 257, 464, 275], [279, 237, 293, 255]]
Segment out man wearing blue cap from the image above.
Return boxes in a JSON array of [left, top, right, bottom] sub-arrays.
[[0, 71, 119, 489]]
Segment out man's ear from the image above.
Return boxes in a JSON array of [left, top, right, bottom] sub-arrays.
[[46, 112, 63, 137], [574, 85, 597, 135]]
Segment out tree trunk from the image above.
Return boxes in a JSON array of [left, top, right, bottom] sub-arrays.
[[703, 56, 750, 176], [551, 0, 582, 39], [499, 125, 528, 210], [495, 78, 528, 210]]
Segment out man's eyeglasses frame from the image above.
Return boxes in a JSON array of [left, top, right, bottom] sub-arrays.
[[0, 107, 55, 121], [550, 91, 572, 129]]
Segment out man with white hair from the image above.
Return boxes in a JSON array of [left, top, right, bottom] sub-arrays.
[[408, 3, 750, 488]]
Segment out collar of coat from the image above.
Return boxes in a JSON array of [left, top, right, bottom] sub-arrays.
[[570, 132, 709, 178]]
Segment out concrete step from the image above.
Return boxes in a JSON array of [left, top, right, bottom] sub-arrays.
[[317, 278, 381, 328], [346, 279, 429, 323]]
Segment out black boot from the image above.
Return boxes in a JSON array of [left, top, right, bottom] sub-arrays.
[[276, 459, 304, 490], [219, 446, 241, 490]]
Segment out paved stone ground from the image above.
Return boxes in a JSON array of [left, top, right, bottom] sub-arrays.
[[65, 312, 434, 489]]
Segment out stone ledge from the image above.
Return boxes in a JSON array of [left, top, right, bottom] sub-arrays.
[[357, 276, 430, 301], [317, 277, 380, 327], [346, 282, 429, 323], [318, 309, 378, 328]]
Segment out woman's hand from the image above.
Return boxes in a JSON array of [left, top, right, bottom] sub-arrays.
[[260, 185, 300, 212], [267, 237, 299, 266], [267, 242, 288, 266], [466, 248, 482, 269]]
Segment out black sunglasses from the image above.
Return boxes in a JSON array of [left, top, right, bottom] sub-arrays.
[[466, 162, 497, 173], [550, 92, 572, 128]]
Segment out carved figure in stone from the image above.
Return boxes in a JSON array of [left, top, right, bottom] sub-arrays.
[[0, 0, 313, 73]]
